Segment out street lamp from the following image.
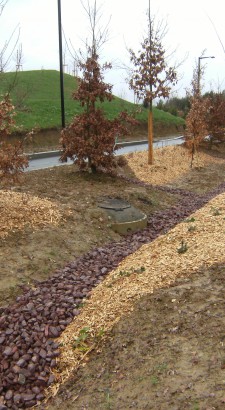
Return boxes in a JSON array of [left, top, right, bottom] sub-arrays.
[[197, 55, 215, 95], [57, 0, 65, 129]]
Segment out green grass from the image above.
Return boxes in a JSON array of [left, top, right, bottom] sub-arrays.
[[0, 70, 184, 132]]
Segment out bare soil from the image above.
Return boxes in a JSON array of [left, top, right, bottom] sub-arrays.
[[0, 142, 225, 410], [0, 163, 177, 306]]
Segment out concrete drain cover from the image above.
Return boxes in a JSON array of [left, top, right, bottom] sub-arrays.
[[98, 198, 147, 235], [98, 198, 131, 211]]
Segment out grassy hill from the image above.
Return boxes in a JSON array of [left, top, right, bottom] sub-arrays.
[[0, 70, 184, 133]]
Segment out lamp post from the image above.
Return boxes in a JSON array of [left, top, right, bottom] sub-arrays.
[[197, 55, 215, 95], [57, 0, 65, 128]]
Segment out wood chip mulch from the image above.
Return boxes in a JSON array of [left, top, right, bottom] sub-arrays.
[[0, 191, 62, 239], [124, 145, 224, 185], [48, 146, 225, 397]]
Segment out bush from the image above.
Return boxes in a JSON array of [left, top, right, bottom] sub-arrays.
[[0, 95, 28, 185]]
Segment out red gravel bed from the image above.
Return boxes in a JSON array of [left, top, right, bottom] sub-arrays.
[[1, 181, 225, 409]]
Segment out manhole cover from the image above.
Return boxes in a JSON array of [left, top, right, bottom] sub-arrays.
[[98, 198, 131, 211], [97, 197, 147, 235]]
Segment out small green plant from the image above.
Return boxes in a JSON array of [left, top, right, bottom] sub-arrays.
[[177, 240, 188, 254], [77, 302, 86, 309], [73, 327, 91, 352], [49, 250, 57, 257], [108, 266, 146, 287], [211, 207, 221, 216], [105, 390, 112, 410], [118, 267, 145, 277], [118, 269, 132, 278], [192, 402, 200, 410], [185, 217, 195, 223], [96, 328, 105, 339], [134, 266, 146, 274], [151, 375, 159, 386], [155, 362, 168, 372]]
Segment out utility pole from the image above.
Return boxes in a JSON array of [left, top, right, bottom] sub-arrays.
[[57, 0, 65, 128], [148, 0, 153, 165], [197, 55, 215, 96]]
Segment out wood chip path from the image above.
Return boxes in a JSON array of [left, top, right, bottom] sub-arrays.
[[49, 146, 225, 397]]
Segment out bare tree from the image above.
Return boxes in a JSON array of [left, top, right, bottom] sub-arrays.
[[128, 0, 177, 164], [0, 0, 6, 14], [0, 0, 20, 72], [0, 4, 27, 106], [62, 0, 111, 77]]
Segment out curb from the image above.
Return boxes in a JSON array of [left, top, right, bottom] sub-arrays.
[[27, 136, 184, 161]]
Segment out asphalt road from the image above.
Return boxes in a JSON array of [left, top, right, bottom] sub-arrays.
[[27, 137, 184, 172]]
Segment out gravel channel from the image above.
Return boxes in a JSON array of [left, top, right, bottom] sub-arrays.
[[1, 180, 225, 409]]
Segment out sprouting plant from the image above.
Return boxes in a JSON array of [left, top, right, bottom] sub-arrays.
[[192, 402, 200, 410], [73, 327, 91, 352], [118, 269, 132, 278], [118, 266, 145, 277], [211, 207, 221, 216], [108, 266, 146, 287], [96, 328, 105, 339], [49, 250, 57, 257], [155, 362, 168, 373], [77, 302, 86, 309], [119, 266, 145, 277], [185, 217, 195, 223], [177, 240, 188, 254], [151, 375, 159, 386], [105, 389, 112, 409], [134, 266, 146, 274]]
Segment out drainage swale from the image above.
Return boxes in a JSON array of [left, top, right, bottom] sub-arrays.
[[98, 198, 147, 235]]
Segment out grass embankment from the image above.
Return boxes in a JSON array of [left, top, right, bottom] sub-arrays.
[[0, 70, 184, 133]]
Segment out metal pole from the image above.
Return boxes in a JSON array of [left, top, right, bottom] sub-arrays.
[[57, 0, 65, 128], [148, 0, 153, 165], [197, 56, 215, 97], [197, 57, 201, 95]]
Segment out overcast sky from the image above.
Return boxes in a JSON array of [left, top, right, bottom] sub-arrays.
[[1, 0, 225, 102]]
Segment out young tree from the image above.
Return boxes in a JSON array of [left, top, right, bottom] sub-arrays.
[[186, 52, 225, 160], [185, 96, 209, 166], [0, 95, 28, 185], [128, 0, 177, 164], [205, 93, 225, 147], [184, 59, 209, 164], [185, 92, 225, 160], [60, 0, 136, 173]]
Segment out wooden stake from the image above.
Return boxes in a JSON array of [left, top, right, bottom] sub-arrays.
[[148, 108, 153, 165]]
